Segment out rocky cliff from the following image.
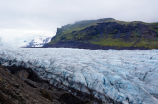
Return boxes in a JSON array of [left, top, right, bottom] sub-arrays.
[[44, 18, 158, 49]]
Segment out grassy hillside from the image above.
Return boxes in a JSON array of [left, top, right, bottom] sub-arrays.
[[48, 18, 158, 49]]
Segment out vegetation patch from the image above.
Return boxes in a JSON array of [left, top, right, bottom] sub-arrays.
[[47, 18, 158, 49]]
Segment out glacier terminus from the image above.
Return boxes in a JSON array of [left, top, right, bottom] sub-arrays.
[[0, 47, 158, 104]]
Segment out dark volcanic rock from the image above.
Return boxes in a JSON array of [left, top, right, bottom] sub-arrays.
[[59, 92, 92, 104], [43, 41, 118, 50], [0, 65, 55, 104], [43, 41, 149, 50], [16, 70, 29, 79], [5, 65, 47, 83], [0, 65, 95, 104]]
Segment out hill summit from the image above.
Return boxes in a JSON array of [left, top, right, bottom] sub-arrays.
[[44, 18, 158, 49]]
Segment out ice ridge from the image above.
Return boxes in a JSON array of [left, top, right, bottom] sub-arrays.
[[0, 47, 158, 104]]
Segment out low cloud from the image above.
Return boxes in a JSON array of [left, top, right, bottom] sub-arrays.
[[0, 0, 158, 46]]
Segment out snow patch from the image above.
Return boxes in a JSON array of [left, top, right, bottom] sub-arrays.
[[26, 36, 51, 47]]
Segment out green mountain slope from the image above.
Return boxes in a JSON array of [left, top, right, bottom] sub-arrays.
[[47, 18, 158, 49]]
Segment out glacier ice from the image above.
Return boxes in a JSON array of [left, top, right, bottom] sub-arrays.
[[0, 47, 158, 104]]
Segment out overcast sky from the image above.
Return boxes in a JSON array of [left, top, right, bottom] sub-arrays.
[[0, 0, 158, 47]]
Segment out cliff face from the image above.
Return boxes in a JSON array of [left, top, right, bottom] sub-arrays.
[[44, 18, 158, 49]]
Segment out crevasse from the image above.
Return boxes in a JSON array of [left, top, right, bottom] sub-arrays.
[[0, 47, 158, 104]]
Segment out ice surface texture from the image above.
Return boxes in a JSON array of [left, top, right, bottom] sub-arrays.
[[0, 47, 158, 104]]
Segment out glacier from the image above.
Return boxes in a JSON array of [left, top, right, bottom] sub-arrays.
[[0, 47, 158, 104]]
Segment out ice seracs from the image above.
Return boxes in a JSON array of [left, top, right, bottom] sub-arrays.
[[0, 47, 158, 104]]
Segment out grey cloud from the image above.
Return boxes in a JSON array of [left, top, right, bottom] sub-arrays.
[[0, 0, 158, 46], [1, 0, 158, 29]]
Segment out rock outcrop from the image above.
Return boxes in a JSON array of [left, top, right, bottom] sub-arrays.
[[0, 65, 93, 104], [44, 40, 149, 50]]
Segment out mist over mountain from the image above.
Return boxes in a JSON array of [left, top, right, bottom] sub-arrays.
[[44, 18, 158, 50]]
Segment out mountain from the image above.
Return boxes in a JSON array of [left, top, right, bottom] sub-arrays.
[[44, 18, 158, 49], [26, 36, 51, 47]]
